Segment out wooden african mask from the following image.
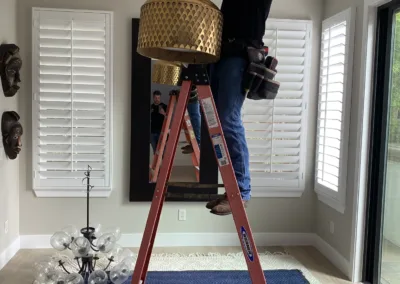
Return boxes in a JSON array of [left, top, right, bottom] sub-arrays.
[[1, 111, 23, 160], [0, 44, 22, 97]]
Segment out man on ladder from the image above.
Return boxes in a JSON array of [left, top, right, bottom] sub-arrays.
[[150, 90, 167, 155], [189, 0, 274, 216], [132, 0, 278, 283]]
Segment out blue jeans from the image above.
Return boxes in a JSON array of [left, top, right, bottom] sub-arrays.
[[187, 101, 202, 146], [188, 57, 251, 201], [150, 133, 160, 154], [210, 57, 251, 201]]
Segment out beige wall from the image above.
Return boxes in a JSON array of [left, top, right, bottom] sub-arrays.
[[17, 0, 322, 236], [316, 0, 364, 261], [0, 0, 19, 254]]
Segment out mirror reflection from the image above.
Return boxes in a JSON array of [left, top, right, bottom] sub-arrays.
[[149, 60, 201, 183]]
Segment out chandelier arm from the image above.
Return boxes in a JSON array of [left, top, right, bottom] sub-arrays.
[[59, 261, 71, 275], [103, 259, 113, 271], [90, 243, 99, 252], [78, 261, 86, 275], [76, 258, 82, 270]]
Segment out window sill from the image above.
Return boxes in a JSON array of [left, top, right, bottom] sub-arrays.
[[251, 187, 304, 198], [33, 188, 112, 198], [316, 190, 345, 214]]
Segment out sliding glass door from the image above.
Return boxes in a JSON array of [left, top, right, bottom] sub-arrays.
[[364, 1, 400, 283]]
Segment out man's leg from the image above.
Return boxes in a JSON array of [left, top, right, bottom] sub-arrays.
[[150, 133, 160, 155], [183, 101, 202, 154], [207, 57, 251, 215]]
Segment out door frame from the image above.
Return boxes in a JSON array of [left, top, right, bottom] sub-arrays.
[[350, 0, 392, 282], [362, 0, 400, 282]]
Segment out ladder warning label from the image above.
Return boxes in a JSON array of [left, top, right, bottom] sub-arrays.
[[189, 130, 196, 140], [241, 226, 255, 262], [202, 98, 219, 129], [212, 134, 229, 167]]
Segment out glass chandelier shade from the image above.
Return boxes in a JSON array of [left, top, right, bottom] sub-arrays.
[[109, 262, 130, 284], [87, 270, 109, 284], [102, 227, 122, 241], [61, 225, 80, 239], [50, 232, 72, 251], [70, 237, 91, 258], [96, 233, 117, 253], [64, 273, 85, 284]]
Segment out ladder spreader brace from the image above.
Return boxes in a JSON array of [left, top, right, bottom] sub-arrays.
[[132, 65, 267, 284]]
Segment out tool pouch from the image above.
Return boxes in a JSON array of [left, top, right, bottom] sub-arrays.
[[189, 85, 199, 104], [242, 47, 280, 100]]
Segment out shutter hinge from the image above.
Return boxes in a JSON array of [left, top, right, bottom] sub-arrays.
[[34, 171, 37, 178], [302, 173, 304, 180], [33, 93, 38, 101], [33, 19, 38, 28]]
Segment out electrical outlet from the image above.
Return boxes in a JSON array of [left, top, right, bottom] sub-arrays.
[[4, 220, 8, 234], [330, 221, 334, 234], [178, 209, 186, 221]]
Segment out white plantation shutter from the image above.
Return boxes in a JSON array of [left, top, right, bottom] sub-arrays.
[[32, 9, 113, 195], [242, 19, 312, 196], [315, 8, 354, 212]]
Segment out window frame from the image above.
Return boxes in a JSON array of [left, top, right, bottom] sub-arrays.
[[31, 7, 114, 198], [314, 7, 355, 213], [241, 18, 313, 198]]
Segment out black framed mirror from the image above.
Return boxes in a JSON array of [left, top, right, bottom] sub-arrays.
[[129, 18, 219, 202]]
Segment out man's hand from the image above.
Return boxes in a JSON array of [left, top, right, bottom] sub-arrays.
[[159, 106, 166, 116]]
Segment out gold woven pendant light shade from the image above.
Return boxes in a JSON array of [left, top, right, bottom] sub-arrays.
[[152, 60, 182, 85], [138, 0, 223, 64]]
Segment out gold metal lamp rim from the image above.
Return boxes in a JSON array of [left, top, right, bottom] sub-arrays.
[[152, 60, 183, 86], [137, 0, 223, 64]]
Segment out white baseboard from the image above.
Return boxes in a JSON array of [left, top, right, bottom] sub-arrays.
[[0, 237, 20, 270], [313, 235, 350, 279], [20, 232, 315, 249], [17, 233, 351, 280]]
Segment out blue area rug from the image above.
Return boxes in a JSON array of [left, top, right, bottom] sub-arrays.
[[124, 270, 310, 284]]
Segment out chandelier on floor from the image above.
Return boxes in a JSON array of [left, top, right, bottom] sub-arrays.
[[33, 166, 134, 284]]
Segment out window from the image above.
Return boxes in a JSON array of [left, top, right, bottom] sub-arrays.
[[315, 8, 355, 213], [32, 8, 113, 197], [242, 19, 312, 197]]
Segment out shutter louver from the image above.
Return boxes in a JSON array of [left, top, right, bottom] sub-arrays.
[[32, 10, 112, 190], [242, 20, 312, 191], [316, 20, 348, 192]]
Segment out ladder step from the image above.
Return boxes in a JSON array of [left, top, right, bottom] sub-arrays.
[[166, 193, 225, 201], [167, 182, 224, 188]]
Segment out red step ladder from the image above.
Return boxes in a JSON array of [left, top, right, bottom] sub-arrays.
[[149, 93, 200, 182], [133, 66, 267, 284]]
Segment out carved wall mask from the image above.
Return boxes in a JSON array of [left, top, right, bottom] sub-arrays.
[[0, 44, 22, 97], [1, 111, 23, 160]]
